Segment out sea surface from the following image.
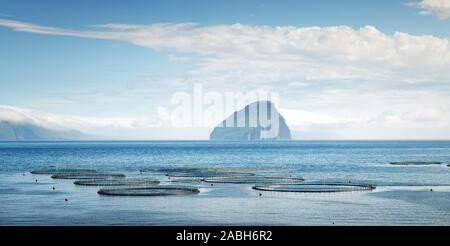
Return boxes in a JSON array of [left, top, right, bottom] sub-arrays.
[[0, 140, 449, 225]]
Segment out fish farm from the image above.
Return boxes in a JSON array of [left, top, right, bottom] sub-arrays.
[[27, 165, 382, 197], [97, 186, 200, 196], [74, 178, 160, 186], [252, 183, 376, 193]]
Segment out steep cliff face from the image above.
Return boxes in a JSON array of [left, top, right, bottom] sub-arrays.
[[209, 101, 291, 140]]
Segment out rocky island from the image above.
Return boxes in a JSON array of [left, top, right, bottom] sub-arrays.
[[209, 101, 291, 140]]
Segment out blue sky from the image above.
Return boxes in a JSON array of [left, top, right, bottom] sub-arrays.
[[1, 0, 449, 34], [1, 0, 450, 139]]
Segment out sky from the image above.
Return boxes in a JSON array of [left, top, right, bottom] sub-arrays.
[[1, 0, 450, 140]]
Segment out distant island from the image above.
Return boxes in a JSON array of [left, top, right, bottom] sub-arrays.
[[0, 101, 292, 141], [209, 101, 291, 140], [0, 120, 84, 141]]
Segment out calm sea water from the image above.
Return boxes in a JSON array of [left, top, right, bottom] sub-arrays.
[[0, 141, 449, 225]]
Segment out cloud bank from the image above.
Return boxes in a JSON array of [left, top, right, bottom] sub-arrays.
[[0, 105, 223, 140], [1, 18, 450, 139], [0, 105, 136, 137], [2, 103, 450, 140], [409, 0, 450, 20], [1, 18, 450, 86]]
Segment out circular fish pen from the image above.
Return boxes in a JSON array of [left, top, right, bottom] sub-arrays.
[[97, 185, 200, 196], [74, 178, 159, 186], [140, 167, 203, 173], [390, 161, 441, 165], [167, 177, 204, 184], [51, 173, 126, 179], [165, 168, 255, 178], [140, 167, 255, 178], [252, 183, 376, 193], [31, 168, 97, 175], [166, 170, 254, 178], [203, 176, 305, 184]]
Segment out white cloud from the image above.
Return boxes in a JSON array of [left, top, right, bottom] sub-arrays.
[[409, 0, 450, 20], [277, 85, 450, 139], [0, 105, 136, 133], [282, 104, 450, 140], [2, 95, 450, 140], [280, 108, 358, 126], [168, 54, 192, 63], [0, 104, 220, 139], [1, 19, 450, 85], [0, 105, 212, 140], [1, 19, 450, 139]]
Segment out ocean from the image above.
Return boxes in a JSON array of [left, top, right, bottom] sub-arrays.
[[0, 140, 449, 225]]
